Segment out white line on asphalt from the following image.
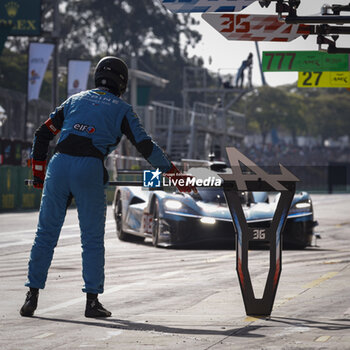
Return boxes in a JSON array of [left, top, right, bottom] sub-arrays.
[[206, 254, 234, 263], [0, 220, 115, 236], [0, 220, 114, 235], [37, 280, 147, 315], [96, 330, 123, 341], [0, 212, 39, 219], [0, 236, 75, 249], [315, 335, 331, 342], [79, 345, 97, 348], [244, 271, 341, 324], [159, 270, 184, 278], [0, 221, 115, 248], [32, 332, 55, 339]]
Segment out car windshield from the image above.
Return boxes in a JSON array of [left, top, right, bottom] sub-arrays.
[[194, 188, 227, 204]]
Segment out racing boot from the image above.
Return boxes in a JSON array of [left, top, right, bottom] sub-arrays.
[[85, 293, 112, 318], [20, 288, 39, 317]]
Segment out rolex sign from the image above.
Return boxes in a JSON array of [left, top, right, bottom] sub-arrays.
[[0, 0, 41, 36]]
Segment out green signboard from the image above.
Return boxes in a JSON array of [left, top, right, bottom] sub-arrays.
[[0, 0, 41, 36], [262, 51, 350, 72]]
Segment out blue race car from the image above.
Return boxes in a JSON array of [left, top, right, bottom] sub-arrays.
[[112, 161, 317, 248]]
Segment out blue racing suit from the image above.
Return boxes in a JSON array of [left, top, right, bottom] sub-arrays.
[[26, 88, 171, 294]]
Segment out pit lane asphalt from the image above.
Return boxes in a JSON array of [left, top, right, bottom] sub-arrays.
[[0, 194, 349, 350]]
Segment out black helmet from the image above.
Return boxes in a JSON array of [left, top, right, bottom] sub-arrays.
[[94, 56, 128, 96]]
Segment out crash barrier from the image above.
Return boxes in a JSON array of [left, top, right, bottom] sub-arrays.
[[5, 162, 350, 212], [277, 164, 350, 194], [0, 146, 140, 211], [0, 166, 119, 211], [110, 154, 350, 193], [0, 139, 32, 166], [0, 166, 42, 211], [327, 162, 350, 193]]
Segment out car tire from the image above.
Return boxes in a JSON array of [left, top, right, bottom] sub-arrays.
[[115, 192, 144, 243], [152, 198, 161, 247]]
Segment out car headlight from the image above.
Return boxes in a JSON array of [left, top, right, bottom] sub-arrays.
[[200, 217, 216, 225], [295, 202, 311, 209], [164, 200, 183, 210], [290, 200, 312, 214]]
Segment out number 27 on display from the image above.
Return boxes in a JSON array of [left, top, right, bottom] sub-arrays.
[[299, 72, 323, 86]]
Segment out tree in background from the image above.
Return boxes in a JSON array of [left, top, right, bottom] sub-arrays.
[[282, 92, 307, 145], [244, 86, 286, 145], [305, 92, 350, 143], [241, 85, 350, 145], [61, 0, 202, 105], [62, 1, 200, 58], [2, 0, 350, 142], [2, 0, 202, 105]]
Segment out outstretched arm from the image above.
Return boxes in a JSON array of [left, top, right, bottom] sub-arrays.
[[121, 108, 196, 193], [121, 109, 172, 172]]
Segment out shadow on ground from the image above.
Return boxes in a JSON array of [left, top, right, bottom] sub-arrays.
[[32, 316, 266, 338]]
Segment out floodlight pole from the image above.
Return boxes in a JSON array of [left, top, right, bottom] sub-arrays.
[[255, 42, 267, 86]]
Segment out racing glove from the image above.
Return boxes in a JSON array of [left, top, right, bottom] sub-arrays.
[[32, 159, 46, 189], [164, 163, 197, 194]]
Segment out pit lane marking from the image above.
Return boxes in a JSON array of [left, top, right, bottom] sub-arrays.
[[244, 316, 267, 322], [344, 307, 350, 315], [36, 280, 148, 315], [0, 220, 115, 236], [323, 259, 350, 264], [32, 332, 55, 339], [0, 220, 115, 248], [160, 270, 184, 278], [96, 330, 123, 341], [303, 271, 338, 289], [315, 335, 331, 342], [206, 254, 234, 263], [244, 272, 339, 323], [336, 222, 350, 227]]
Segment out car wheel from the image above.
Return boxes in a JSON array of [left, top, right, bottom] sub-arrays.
[[152, 198, 161, 247], [115, 192, 144, 243]]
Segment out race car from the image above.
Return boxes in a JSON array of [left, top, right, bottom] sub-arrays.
[[112, 161, 317, 249]]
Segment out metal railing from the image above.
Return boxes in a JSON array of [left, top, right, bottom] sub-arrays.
[[0, 85, 245, 163], [135, 101, 246, 161]]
